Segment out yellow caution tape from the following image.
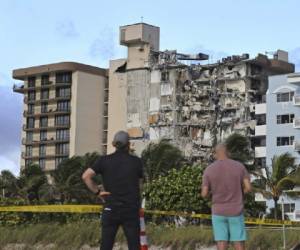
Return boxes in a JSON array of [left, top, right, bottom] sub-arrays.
[[0, 205, 102, 213], [0, 205, 299, 226], [144, 209, 300, 226]]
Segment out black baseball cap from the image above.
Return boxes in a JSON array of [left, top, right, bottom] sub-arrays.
[[113, 131, 129, 148]]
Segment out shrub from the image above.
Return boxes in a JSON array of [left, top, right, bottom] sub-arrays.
[[144, 166, 210, 214]]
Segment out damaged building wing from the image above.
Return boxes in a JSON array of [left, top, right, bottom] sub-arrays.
[[109, 23, 295, 162]]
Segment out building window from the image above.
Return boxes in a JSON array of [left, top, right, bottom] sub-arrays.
[[161, 71, 169, 82], [56, 129, 70, 140], [40, 130, 47, 141], [56, 72, 72, 83], [40, 89, 49, 100], [57, 101, 70, 111], [27, 117, 35, 128], [277, 114, 294, 124], [39, 144, 46, 157], [102, 131, 108, 144], [41, 102, 48, 113], [25, 159, 33, 167], [40, 116, 48, 128], [28, 91, 36, 101], [104, 91, 109, 103], [56, 143, 69, 155], [28, 77, 36, 88], [55, 115, 70, 126], [26, 132, 33, 142], [103, 103, 108, 117], [256, 114, 266, 126], [283, 203, 295, 213], [39, 159, 46, 169], [55, 157, 68, 168], [255, 157, 266, 168], [25, 145, 32, 157], [28, 104, 34, 114], [277, 136, 294, 146], [254, 136, 266, 147], [41, 74, 50, 85], [56, 87, 71, 98], [276, 92, 294, 102]]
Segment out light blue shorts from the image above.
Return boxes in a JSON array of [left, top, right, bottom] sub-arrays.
[[212, 214, 247, 242]]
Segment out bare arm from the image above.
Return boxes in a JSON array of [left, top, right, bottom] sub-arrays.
[[243, 177, 252, 194], [201, 186, 209, 198], [82, 168, 110, 199]]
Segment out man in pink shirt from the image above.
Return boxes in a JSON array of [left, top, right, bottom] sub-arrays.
[[201, 143, 252, 250]]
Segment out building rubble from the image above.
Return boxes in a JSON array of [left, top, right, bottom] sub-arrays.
[[109, 23, 295, 163]]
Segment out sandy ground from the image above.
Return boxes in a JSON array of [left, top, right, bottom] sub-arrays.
[[2, 243, 218, 250]]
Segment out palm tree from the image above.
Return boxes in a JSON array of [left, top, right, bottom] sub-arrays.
[[0, 164, 49, 202], [253, 153, 300, 219], [18, 164, 49, 202], [141, 139, 185, 181], [0, 170, 19, 198], [225, 133, 254, 172], [50, 152, 101, 203], [224, 133, 267, 216]]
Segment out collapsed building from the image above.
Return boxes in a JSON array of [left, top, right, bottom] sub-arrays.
[[12, 22, 296, 170], [107, 22, 295, 163]]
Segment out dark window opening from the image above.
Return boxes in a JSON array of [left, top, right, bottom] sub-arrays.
[[277, 114, 294, 124], [40, 116, 48, 128], [56, 72, 72, 83], [277, 92, 294, 102], [28, 77, 36, 88], [277, 136, 294, 146], [256, 114, 266, 125], [41, 74, 50, 85], [41, 89, 49, 100]]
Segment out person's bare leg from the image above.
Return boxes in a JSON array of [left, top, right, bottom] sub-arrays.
[[233, 241, 245, 250], [217, 241, 228, 250]]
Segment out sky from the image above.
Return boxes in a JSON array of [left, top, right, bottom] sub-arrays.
[[0, 0, 300, 175]]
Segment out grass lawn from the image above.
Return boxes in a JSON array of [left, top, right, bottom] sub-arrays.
[[1, 221, 300, 250]]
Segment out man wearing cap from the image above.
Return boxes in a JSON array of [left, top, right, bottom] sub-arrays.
[[82, 131, 144, 250]]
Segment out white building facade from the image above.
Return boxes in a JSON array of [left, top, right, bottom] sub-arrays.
[[255, 73, 300, 220]]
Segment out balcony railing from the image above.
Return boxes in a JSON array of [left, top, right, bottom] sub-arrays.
[[293, 118, 300, 128], [23, 124, 35, 130], [22, 137, 69, 145], [21, 152, 32, 158], [24, 108, 70, 117], [293, 95, 300, 106], [41, 80, 52, 86], [294, 142, 300, 151], [13, 84, 25, 93]]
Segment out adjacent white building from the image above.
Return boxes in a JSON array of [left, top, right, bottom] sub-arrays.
[[254, 73, 300, 220]]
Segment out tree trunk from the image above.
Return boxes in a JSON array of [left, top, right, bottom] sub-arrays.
[[274, 198, 279, 220]]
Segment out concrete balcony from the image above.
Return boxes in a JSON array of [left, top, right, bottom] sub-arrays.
[[13, 84, 25, 93], [23, 108, 71, 117], [255, 146, 266, 158], [255, 193, 267, 202], [294, 142, 300, 151], [293, 118, 300, 128], [23, 124, 70, 131], [24, 95, 71, 104], [255, 103, 266, 115], [255, 125, 266, 136], [293, 95, 300, 106], [22, 137, 69, 145], [22, 153, 69, 160], [287, 73, 300, 85]]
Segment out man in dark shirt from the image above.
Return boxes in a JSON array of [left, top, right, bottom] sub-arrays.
[[82, 131, 143, 250]]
